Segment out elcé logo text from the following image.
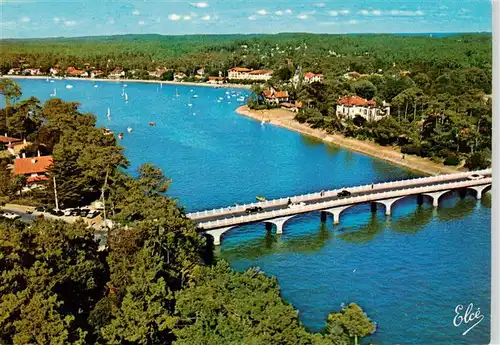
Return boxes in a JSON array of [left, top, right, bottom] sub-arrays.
[[453, 303, 484, 336]]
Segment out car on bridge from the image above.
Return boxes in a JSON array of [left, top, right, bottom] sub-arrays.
[[288, 202, 306, 208], [245, 206, 263, 214], [337, 190, 351, 198]]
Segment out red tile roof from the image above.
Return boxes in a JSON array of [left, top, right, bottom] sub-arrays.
[[67, 67, 85, 76], [248, 69, 272, 75], [230, 67, 252, 72], [263, 88, 289, 99], [14, 156, 53, 175], [338, 96, 377, 107], [0, 135, 22, 144], [304, 72, 324, 79], [27, 176, 50, 183]]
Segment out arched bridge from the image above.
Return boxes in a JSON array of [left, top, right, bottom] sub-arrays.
[[187, 169, 492, 245]]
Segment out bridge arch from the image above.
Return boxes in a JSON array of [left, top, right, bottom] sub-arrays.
[[372, 196, 406, 216], [322, 205, 353, 225], [203, 226, 237, 246], [467, 184, 492, 200], [264, 215, 297, 235]]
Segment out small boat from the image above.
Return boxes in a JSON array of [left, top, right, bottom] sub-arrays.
[[66, 85, 73, 89], [124, 93, 128, 102], [261, 120, 265, 126], [175, 88, 180, 97], [149, 122, 156, 127], [256, 196, 266, 202], [50, 88, 57, 97], [94, 84, 98, 88], [237, 97, 245, 102], [121, 88, 125, 96], [127, 127, 133, 133], [103, 128, 114, 135], [193, 95, 198, 98], [187, 103, 193, 107], [190, 89, 194, 92], [49, 80, 55, 83], [123, 84, 128, 87], [160, 82, 163, 89], [46, 78, 49, 82], [118, 133, 124, 140], [107, 107, 111, 121]]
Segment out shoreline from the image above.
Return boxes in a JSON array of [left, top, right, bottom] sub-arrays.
[[1, 75, 252, 90], [236, 106, 462, 176]]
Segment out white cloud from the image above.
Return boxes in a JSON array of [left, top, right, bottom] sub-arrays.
[[183, 15, 192, 20], [373, 10, 382, 15], [107, 17, 115, 24], [190, 2, 209, 8], [314, 2, 326, 7], [189, 12, 198, 17], [297, 14, 308, 20], [20, 16, 30, 23], [257, 9, 268, 15], [347, 19, 358, 24], [138, 20, 145, 25], [201, 15, 211, 20], [64, 20, 77, 26], [328, 11, 338, 16], [132, 9, 140, 16], [360, 10, 369, 15], [248, 15, 257, 20], [340, 10, 350, 15], [53, 17, 61, 23], [285, 9, 292, 15], [169, 14, 181, 21], [0, 21, 16, 28], [275, 10, 283, 16]]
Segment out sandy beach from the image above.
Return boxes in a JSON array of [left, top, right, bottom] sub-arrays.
[[236, 106, 462, 176], [2, 75, 252, 90]]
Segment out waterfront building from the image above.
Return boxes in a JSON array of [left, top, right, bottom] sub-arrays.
[[343, 71, 362, 80], [336, 95, 390, 121], [7, 68, 21, 75], [90, 69, 104, 78], [148, 68, 169, 78], [13, 155, 53, 188], [66, 67, 86, 77], [227, 67, 273, 81], [109, 68, 125, 79], [207, 76, 225, 84], [174, 72, 186, 81], [23, 68, 42, 76], [49, 67, 60, 76], [263, 88, 289, 104], [280, 102, 302, 112]]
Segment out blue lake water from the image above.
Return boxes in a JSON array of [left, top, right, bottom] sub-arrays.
[[7, 78, 491, 344]]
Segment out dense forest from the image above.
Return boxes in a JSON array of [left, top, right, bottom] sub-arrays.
[[0, 33, 492, 169], [0, 83, 377, 344]]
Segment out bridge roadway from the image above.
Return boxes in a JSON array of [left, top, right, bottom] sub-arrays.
[[188, 169, 492, 245]]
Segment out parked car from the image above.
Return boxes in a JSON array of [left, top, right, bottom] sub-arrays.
[[468, 174, 484, 180], [288, 202, 306, 208], [63, 209, 73, 216], [70, 209, 81, 216], [48, 209, 64, 216], [35, 206, 48, 213], [337, 190, 351, 198], [245, 206, 263, 214], [86, 210, 101, 219], [80, 209, 90, 217], [1, 212, 21, 220]]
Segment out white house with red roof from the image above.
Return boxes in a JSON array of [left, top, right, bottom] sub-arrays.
[[228, 67, 273, 81], [304, 72, 324, 84], [336, 95, 390, 122], [263, 88, 289, 104], [13, 155, 53, 188]]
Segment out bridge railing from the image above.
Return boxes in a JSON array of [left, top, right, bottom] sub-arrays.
[[187, 169, 491, 219], [197, 177, 491, 229]]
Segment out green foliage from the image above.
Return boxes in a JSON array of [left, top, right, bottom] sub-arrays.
[[326, 303, 376, 345], [465, 151, 491, 170], [353, 79, 377, 100], [443, 153, 460, 166], [174, 261, 329, 345]]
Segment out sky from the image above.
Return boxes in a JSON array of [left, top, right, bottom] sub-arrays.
[[0, 0, 493, 39]]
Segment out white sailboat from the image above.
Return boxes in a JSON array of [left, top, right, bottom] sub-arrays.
[[127, 127, 133, 133], [107, 107, 111, 121], [261, 120, 265, 126], [66, 84, 73, 89], [124, 92, 129, 102], [50, 88, 57, 97], [160, 82, 163, 89], [175, 88, 180, 97], [121, 88, 125, 97], [94, 84, 98, 88], [193, 94, 198, 98]]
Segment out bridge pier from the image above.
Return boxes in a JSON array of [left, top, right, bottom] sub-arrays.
[[423, 190, 450, 207], [373, 197, 405, 216], [323, 206, 351, 225], [264, 215, 295, 235], [417, 194, 424, 205], [467, 184, 491, 200], [204, 226, 235, 246]]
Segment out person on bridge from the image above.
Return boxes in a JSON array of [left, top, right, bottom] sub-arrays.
[[371, 183, 374, 190], [287, 198, 292, 206], [320, 190, 325, 197]]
